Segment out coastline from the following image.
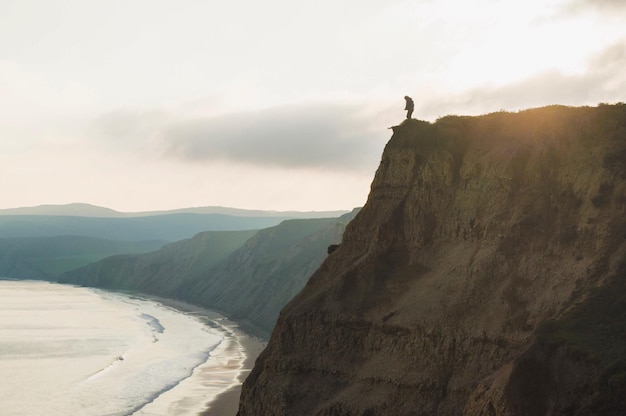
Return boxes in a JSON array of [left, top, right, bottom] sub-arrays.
[[200, 333, 265, 416], [143, 296, 266, 416], [0, 280, 264, 415]]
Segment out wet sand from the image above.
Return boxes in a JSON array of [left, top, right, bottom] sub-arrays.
[[144, 296, 266, 416], [200, 334, 265, 416]]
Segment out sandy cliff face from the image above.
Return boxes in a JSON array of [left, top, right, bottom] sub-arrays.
[[238, 104, 626, 415]]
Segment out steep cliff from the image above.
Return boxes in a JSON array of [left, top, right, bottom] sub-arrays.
[[238, 104, 626, 415], [184, 212, 358, 336]]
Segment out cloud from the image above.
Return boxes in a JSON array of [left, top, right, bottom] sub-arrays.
[[575, 0, 626, 9], [92, 102, 386, 172], [161, 103, 385, 172], [420, 40, 626, 118], [562, 0, 626, 15], [587, 40, 626, 75], [92, 108, 168, 141]]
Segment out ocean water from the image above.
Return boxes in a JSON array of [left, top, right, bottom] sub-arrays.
[[0, 280, 241, 416]]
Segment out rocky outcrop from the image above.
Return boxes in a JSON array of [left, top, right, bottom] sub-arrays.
[[238, 104, 626, 415]]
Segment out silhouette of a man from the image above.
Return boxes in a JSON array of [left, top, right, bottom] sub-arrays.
[[404, 96, 414, 119]]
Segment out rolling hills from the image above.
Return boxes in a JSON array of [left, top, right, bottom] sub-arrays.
[[60, 211, 359, 336]]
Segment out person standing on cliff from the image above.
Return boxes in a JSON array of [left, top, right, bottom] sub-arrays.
[[404, 96, 414, 119]]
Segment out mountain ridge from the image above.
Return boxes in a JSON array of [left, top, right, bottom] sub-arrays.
[[0, 202, 349, 219], [0, 213, 312, 242]]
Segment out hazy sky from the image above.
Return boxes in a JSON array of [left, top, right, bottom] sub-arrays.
[[1, 0, 625, 212]]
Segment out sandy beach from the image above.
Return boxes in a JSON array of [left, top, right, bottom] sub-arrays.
[[200, 334, 265, 416], [1, 281, 253, 416], [145, 296, 266, 416]]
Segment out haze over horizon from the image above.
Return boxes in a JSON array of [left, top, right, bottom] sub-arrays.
[[2, 0, 625, 212]]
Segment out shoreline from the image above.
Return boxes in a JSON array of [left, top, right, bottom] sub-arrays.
[[0, 280, 265, 415], [200, 332, 264, 416], [143, 296, 266, 416]]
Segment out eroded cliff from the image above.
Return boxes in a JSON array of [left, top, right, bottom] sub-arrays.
[[238, 104, 626, 415]]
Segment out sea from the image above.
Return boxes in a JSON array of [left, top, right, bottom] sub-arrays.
[[0, 280, 244, 416]]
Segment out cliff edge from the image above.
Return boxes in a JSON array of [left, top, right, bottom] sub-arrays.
[[238, 104, 626, 415]]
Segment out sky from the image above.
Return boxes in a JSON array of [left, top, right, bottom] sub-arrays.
[[1, 0, 625, 213]]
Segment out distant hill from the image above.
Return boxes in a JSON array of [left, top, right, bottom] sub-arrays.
[[60, 210, 359, 337], [0, 203, 349, 219], [0, 203, 121, 217], [0, 206, 345, 279], [135, 206, 350, 218], [0, 204, 350, 243], [59, 229, 258, 294], [0, 213, 302, 242], [0, 236, 166, 280]]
